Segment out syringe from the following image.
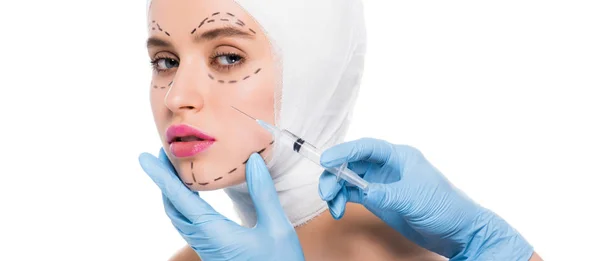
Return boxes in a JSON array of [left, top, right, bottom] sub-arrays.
[[231, 106, 369, 190]]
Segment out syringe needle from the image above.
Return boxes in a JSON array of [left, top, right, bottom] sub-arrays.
[[230, 106, 257, 121]]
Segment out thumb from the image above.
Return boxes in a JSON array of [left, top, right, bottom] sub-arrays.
[[245, 153, 289, 227], [363, 183, 407, 214]]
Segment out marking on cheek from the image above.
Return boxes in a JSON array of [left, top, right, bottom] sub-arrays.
[[160, 86, 166, 89], [243, 75, 250, 80], [198, 18, 208, 28], [249, 28, 256, 34], [270, 140, 275, 145], [185, 182, 193, 186], [243, 158, 249, 164], [237, 19, 245, 26], [220, 19, 229, 22], [153, 85, 158, 89], [214, 177, 223, 181], [235, 22, 244, 27], [191, 28, 197, 34], [228, 80, 237, 84], [218, 80, 225, 84], [157, 24, 163, 31], [212, 12, 220, 16], [191, 161, 194, 169], [257, 148, 266, 154], [152, 27, 155, 30], [227, 12, 235, 17], [165, 31, 170, 36], [168, 81, 173, 87], [152, 20, 155, 23], [254, 68, 262, 74], [228, 168, 237, 174], [208, 74, 214, 80], [199, 182, 209, 186], [207, 19, 215, 23]]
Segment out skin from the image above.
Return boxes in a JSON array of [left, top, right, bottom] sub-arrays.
[[147, 1, 545, 260]]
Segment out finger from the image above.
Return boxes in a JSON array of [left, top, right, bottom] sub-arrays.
[[346, 161, 373, 176], [161, 193, 201, 235], [318, 170, 343, 201], [345, 187, 366, 205], [158, 149, 199, 195], [363, 182, 407, 214], [321, 138, 395, 168], [326, 186, 348, 220], [139, 152, 226, 224], [245, 153, 289, 227], [157, 148, 175, 172]]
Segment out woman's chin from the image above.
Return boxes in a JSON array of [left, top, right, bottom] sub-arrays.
[[177, 170, 246, 191]]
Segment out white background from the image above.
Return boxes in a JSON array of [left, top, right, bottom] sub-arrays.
[[1, 0, 598, 260]]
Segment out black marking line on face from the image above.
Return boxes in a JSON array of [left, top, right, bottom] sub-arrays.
[[227, 12, 235, 17], [214, 177, 223, 181], [185, 182, 193, 186], [152, 27, 156, 30], [220, 19, 229, 22], [235, 22, 244, 27], [157, 24, 163, 31], [257, 148, 266, 154], [191, 28, 197, 34], [243, 158, 249, 164], [153, 85, 158, 89], [160, 86, 166, 89], [207, 19, 215, 23], [212, 12, 220, 16], [237, 19, 245, 26], [168, 81, 173, 87], [152, 20, 155, 23], [249, 28, 256, 34], [198, 18, 208, 28], [208, 68, 261, 83], [269, 140, 275, 145], [199, 182, 209, 186], [191, 161, 194, 169], [165, 31, 170, 36], [228, 168, 237, 174]]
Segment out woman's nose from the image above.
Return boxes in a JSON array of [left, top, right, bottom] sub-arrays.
[[163, 65, 208, 113]]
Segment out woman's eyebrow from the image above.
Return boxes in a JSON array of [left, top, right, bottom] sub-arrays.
[[195, 26, 254, 43], [147, 37, 173, 49]]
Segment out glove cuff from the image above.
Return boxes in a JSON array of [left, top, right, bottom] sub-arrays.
[[452, 209, 534, 261]]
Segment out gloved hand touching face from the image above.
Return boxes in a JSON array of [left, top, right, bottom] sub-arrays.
[[318, 138, 534, 261], [139, 149, 304, 261]]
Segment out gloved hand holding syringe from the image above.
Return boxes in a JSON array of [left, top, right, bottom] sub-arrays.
[[231, 106, 370, 190]]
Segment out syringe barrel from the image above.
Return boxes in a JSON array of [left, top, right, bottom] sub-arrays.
[[279, 129, 369, 190], [279, 130, 323, 165]]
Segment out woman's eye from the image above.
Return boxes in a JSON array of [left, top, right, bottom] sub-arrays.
[[215, 54, 243, 66], [156, 58, 179, 70]]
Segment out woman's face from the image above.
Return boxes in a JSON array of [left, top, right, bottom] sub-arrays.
[[146, 0, 278, 190]]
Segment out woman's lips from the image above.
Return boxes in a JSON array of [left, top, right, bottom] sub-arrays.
[[166, 124, 216, 158], [170, 140, 215, 158]]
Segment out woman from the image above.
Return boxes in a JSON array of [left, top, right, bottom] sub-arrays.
[[144, 0, 446, 260]]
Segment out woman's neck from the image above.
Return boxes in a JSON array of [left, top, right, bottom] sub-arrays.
[[295, 204, 447, 261]]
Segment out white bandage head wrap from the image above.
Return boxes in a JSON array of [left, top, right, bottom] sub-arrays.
[[146, 0, 367, 227]]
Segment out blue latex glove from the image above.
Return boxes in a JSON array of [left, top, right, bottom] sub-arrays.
[[318, 138, 534, 261], [139, 149, 305, 261]]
